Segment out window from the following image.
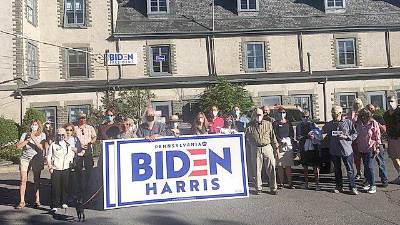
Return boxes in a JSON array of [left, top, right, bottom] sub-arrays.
[[246, 42, 265, 71], [336, 39, 356, 67], [26, 43, 38, 81], [36, 107, 57, 129], [338, 93, 356, 114], [152, 101, 172, 123], [147, 0, 169, 14], [68, 105, 90, 123], [64, 0, 85, 26], [150, 46, 171, 76], [67, 48, 88, 78], [261, 96, 282, 107], [367, 91, 386, 110], [293, 95, 312, 117], [326, 0, 344, 8], [26, 0, 37, 25], [238, 0, 258, 11]]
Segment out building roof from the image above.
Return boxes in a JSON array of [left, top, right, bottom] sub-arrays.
[[115, 0, 400, 36], [19, 67, 400, 95]]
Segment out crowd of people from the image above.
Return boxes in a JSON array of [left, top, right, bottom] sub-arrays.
[[14, 96, 400, 211]]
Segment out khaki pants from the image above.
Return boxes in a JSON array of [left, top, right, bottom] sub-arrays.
[[253, 144, 277, 191]]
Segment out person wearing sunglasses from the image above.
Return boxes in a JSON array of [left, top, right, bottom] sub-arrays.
[[46, 128, 76, 213]]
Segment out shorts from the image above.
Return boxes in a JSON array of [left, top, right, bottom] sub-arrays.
[[277, 145, 294, 167], [388, 139, 400, 159], [20, 154, 44, 172]]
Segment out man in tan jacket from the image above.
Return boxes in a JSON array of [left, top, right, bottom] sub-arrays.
[[246, 108, 279, 195]]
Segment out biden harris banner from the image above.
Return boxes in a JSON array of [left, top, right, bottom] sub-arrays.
[[103, 134, 249, 209]]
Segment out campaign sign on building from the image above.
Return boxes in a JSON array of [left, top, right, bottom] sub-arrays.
[[106, 53, 138, 65], [103, 134, 248, 209]]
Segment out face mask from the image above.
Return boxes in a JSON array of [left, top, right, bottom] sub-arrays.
[[199, 118, 204, 123], [212, 111, 218, 117], [257, 116, 263, 123], [389, 102, 397, 110], [105, 115, 113, 122], [147, 116, 155, 122], [173, 122, 179, 129], [235, 110, 240, 116], [31, 124, 39, 132], [45, 124, 50, 129], [56, 134, 64, 143]]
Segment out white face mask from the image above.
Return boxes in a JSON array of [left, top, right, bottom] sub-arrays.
[[31, 124, 39, 132], [389, 102, 397, 110], [235, 110, 240, 117], [199, 118, 204, 123], [257, 116, 263, 123], [212, 111, 218, 117]]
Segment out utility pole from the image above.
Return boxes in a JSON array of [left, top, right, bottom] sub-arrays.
[[105, 49, 110, 93]]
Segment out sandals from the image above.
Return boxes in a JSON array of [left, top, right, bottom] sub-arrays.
[[34, 202, 41, 208], [15, 202, 26, 209]]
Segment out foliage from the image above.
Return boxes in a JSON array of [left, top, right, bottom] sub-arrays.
[[0, 117, 19, 146], [374, 108, 385, 118], [21, 108, 46, 132], [87, 107, 104, 129], [199, 77, 254, 115], [0, 146, 20, 164], [101, 89, 155, 122]]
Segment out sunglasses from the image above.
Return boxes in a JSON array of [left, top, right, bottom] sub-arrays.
[[66, 129, 73, 131]]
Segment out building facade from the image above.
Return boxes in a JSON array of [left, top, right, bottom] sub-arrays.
[[1, 0, 400, 126]]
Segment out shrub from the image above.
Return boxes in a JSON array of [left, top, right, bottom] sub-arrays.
[[0, 117, 19, 146], [22, 108, 46, 132], [0, 146, 20, 164]]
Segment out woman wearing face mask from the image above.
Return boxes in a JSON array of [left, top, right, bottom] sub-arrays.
[[355, 109, 381, 194], [220, 115, 239, 134], [272, 106, 295, 189], [208, 105, 224, 134], [192, 112, 209, 135], [16, 119, 47, 209], [47, 128, 76, 213], [166, 115, 182, 137], [103, 108, 115, 125]]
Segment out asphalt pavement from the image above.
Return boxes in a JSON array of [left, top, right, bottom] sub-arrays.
[[0, 159, 399, 225]]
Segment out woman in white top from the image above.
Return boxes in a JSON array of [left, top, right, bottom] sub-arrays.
[[16, 119, 47, 209]]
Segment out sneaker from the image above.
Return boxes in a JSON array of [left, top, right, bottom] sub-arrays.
[[333, 187, 344, 193], [368, 186, 377, 194], [61, 204, 68, 209], [363, 185, 371, 191], [270, 190, 278, 195], [50, 208, 58, 213], [351, 188, 359, 195]]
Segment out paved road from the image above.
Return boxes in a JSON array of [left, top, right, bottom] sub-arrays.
[[0, 161, 399, 225]]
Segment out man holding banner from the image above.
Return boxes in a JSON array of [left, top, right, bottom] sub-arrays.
[[246, 108, 279, 195], [136, 107, 166, 140]]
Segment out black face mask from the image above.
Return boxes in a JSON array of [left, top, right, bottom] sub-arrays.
[[147, 116, 155, 122]]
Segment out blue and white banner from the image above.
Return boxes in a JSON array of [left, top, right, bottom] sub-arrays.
[[103, 134, 249, 209]]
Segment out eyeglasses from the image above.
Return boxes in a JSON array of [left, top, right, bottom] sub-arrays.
[[66, 129, 73, 132]]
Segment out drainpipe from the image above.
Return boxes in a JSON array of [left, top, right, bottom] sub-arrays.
[[385, 30, 392, 68], [117, 38, 123, 79]]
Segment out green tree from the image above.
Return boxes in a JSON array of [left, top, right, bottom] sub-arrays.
[[199, 78, 254, 115], [21, 108, 46, 132], [0, 117, 19, 146]]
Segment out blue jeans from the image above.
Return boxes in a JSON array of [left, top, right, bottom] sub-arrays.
[[361, 151, 375, 186], [332, 154, 356, 189], [376, 147, 388, 184]]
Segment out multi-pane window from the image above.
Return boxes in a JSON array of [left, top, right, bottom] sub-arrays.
[[239, 0, 258, 11], [338, 93, 356, 114], [246, 42, 265, 71], [36, 107, 57, 129], [293, 95, 312, 117], [65, 0, 85, 26], [326, 0, 344, 8], [336, 39, 356, 67], [152, 101, 171, 123], [68, 105, 90, 123], [26, 43, 38, 81], [148, 0, 168, 13], [67, 48, 88, 78], [150, 46, 171, 75], [261, 96, 282, 107], [367, 91, 386, 110], [26, 0, 37, 25]]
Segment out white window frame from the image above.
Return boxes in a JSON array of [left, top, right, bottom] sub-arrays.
[[238, 0, 259, 12], [36, 107, 57, 129], [293, 95, 312, 118], [147, 0, 169, 15], [26, 42, 38, 81], [66, 48, 89, 78], [245, 42, 266, 72], [338, 92, 357, 114], [152, 101, 172, 123], [64, 0, 86, 27], [149, 45, 171, 76], [261, 96, 282, 107], [68, 105, 90, 123], [336, 38, 357, 68], [325, 0, 345, 9], [26, 0, 37, 25], [367, 91, 387, 110]]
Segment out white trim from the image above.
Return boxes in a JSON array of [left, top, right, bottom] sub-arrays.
[[336, 38, 357, 68], [237, 0, 259, 12], [147, 0, 170, 15], [367, 91, 387, 110]]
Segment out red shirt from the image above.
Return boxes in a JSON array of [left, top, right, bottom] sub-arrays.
[[208, 117, 224, 134]]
